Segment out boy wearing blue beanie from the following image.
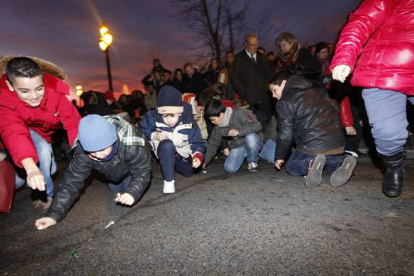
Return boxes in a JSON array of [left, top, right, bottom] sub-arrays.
[[35, 115, 151, 230], [140, 86, 205, 194]]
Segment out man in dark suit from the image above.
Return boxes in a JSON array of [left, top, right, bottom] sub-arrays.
[[231, 33, 273, 128]]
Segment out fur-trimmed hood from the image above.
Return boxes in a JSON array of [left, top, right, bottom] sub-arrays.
[[0, 55, 67, 80]]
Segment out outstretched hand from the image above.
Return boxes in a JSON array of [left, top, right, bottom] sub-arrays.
[[332, 65, 351, 83], [115, 193, 135, 206], [35, 217, 57, 230], [27, 169, 46, 191]]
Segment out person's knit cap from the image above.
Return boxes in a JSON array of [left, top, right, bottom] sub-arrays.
[[78, 115, 118, 152], [157, 85, 184, 114]]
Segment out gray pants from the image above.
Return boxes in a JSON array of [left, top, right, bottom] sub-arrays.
[[362, 88, 414, 156]]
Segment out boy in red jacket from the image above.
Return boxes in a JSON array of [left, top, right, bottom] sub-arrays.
[[0, 57, 81, 210]]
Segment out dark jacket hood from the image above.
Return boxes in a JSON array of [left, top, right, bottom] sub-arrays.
[[283, 75, 313, 96]]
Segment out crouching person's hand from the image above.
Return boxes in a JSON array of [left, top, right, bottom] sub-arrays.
[[115, 193, 135, 206], [35, 217, 57, 230], [191, 152, 203, 168], [275, 159, 284, 170]]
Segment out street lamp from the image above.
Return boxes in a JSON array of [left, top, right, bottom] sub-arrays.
[[75, 84, 83, 96], [99, 22, 113, 91]]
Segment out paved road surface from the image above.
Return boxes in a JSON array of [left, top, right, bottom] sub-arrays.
[[1, 158, 413, 275]]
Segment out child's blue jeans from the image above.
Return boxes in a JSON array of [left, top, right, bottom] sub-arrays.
[[285, 149, 343, 176], [224, 133, 263, 173], [259, 139, 276, 163], [15, 130, 57, 197]]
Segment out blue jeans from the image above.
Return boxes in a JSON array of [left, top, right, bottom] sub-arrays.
[[15, 130, 57, 197], [108, 175, 131, 193], [259, 139, 276, 163], [286, 149, 343, 176], [362, 89, 414, 156], [157, 139, 193, 181], [224, 133, 263, 173]]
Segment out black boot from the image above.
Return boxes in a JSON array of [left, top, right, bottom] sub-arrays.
[[381, 151, 405, 197]]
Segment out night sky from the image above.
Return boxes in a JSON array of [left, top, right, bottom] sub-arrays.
[[1, 0, 362, 98]]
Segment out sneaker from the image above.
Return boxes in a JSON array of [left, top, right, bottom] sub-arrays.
[[163, 180, 175, 194], [305, 154, 326, 188], [344, 150, 367, 158], [330, 156, 356, 187], [247, 162, 258, 173]]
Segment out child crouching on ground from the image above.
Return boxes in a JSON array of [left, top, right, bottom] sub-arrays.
[[35, 114, 152, 230], [203, 99, 263, 173], [182, 92, 212, 140], [271, 70, 356, 187], [140, 86, 205, 194]]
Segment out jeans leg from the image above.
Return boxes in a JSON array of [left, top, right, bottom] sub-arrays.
[[259, 139, 277, 163], [157, 140, 176, 181], [362, 89, 408, 156], [245, 133, 263, 164], [14, 171, 26, 189], [29, 130, 56, 197], [224, 147, 247, 173], [324, 155, 344, 173], [107, 175, 131, 193], [286, 149, 314, 176], [175, 155, 194, 177]]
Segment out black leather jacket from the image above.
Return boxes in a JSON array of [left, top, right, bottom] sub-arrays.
[[46, 130, 151, 222], [275, 75, 345, 160]]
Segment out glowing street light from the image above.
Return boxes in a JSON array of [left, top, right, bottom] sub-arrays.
[[75, 84, 83, 96], [99, 22, 113, 91]]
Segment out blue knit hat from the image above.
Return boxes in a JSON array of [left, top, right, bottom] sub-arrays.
[[157, 85, 184, 114], [78, 115, 118, 152]]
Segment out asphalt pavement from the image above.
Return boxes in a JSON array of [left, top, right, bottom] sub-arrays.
[[1, 157, 414, 276]]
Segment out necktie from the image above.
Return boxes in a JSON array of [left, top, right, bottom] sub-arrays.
[[250, 54, 256, 63]]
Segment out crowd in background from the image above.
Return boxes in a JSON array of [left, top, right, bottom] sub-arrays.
[[70, 31, 381, 162]]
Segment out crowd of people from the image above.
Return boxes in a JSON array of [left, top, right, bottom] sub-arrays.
[[0, 0, 413, 231]]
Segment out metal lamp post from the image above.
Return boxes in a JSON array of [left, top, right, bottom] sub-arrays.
[[99, 23, 114, 91]]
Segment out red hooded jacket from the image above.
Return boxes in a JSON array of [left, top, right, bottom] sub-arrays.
[[331, 0, 414, 95], [0, 73, 81, 167]]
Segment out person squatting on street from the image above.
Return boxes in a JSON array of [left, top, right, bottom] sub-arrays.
[[140, 86, 205, 194], [35, 114, 151, 230], [182, 91, 212, 140], [271, 71, 357, 188], [0, 56, 81, 210], [203, 99, 263, 173], [331, 0, 414, 197]]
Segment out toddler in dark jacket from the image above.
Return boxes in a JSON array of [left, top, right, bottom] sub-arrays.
[[271, 70, 356, 187], [140, 86, 205, 194], [35, 114, 151, 230]]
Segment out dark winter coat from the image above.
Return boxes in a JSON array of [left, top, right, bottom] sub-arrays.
[[139, 103, 205, 158], [181, 73, 206, 95], [46, 121, 151, 222], [230, 50, 273, 105], [275, 75, 345, 160]]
